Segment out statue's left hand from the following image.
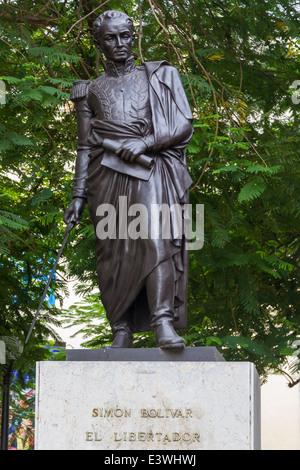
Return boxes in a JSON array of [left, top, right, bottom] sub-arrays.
[[117, 139, 147, 162]]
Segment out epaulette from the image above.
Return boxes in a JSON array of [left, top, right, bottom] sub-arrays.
[[70, 80, 90, 102]]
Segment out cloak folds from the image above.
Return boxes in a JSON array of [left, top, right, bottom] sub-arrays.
[[73, 61, 194, 333]]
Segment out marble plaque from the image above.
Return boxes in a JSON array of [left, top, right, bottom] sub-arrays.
[[35, 360, 260, 450]]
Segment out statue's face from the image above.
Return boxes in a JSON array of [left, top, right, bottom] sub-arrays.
[[96, 18, 134, 62]]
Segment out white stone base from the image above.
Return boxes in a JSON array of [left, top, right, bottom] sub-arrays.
[[35, 360, 260, 450]]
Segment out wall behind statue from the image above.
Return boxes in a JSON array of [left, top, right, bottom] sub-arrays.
[[261, 375, 300, 450]]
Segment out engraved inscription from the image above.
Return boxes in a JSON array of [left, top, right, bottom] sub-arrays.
[[92, 407, 132, 418], [86, 405, 200, 445], [140, 408, 193, 418], [113, 431, 200, 443]]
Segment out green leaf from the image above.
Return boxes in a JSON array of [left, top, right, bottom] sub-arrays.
[[238, 178, 267, 202], [0, 210, 29, 230], [206, 336, 222, 346], [8, 134, 35, 146], [246, 165, 282, 174], [31, 188, 53, 206], [213, 165, 242, 174], [22, 88, 43, 101]]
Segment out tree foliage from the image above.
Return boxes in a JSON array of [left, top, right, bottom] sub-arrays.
[[0, 0, 299, 387]]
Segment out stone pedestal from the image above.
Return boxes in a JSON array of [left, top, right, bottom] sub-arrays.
[[35, 348, 260, 450]]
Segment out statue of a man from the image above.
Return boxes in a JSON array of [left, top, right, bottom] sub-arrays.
[[64, 10, 193, 350]]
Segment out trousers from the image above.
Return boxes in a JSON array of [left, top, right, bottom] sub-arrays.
[[111, 258, 175, 334]]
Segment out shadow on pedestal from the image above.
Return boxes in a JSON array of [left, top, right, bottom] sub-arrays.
[[66, 346, 224, 362]]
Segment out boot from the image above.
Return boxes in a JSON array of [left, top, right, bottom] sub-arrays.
[[110, 322, 133, 348], [146, 259, 185, 351], [154, 317, 185, 350]]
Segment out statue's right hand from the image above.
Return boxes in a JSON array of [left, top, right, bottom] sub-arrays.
[[64, 197, 86, 226]]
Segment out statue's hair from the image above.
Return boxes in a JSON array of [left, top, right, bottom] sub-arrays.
[[93, 10, 134, 45]]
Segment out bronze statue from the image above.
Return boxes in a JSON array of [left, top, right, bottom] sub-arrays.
[[64, 10, 193, 350]]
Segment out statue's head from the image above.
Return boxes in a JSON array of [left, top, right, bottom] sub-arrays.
[[93, 10, 135, 62]]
